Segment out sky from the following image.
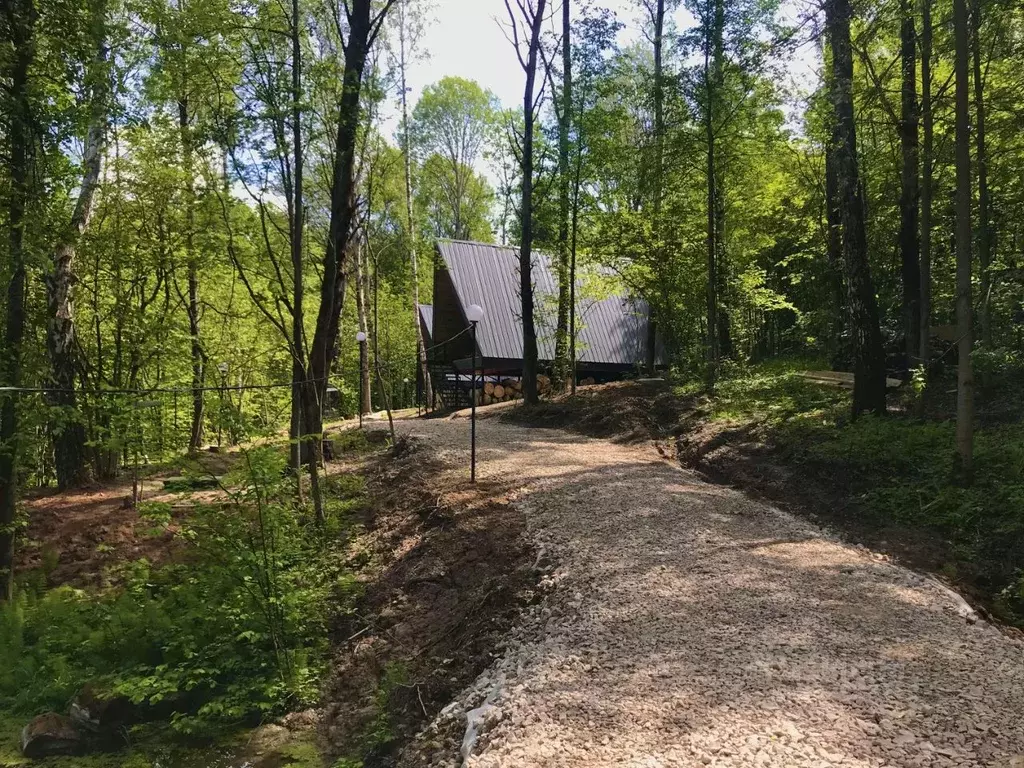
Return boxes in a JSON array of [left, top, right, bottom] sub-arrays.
[[387, 0, 822, 127], [402, 0, 670, 110], [378, 0, 701, 137]]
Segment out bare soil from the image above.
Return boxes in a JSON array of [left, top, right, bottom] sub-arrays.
[[17, 451, 238, 589], [321, 430, 538, 766]]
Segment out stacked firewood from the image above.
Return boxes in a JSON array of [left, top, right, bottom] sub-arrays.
[[472, 375, 553, 405]]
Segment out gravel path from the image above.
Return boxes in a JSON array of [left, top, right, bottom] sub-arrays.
[[392, 416, 1024, 768]]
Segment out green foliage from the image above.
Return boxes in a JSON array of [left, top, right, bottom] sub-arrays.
[[410, 76, 499, 241], [701, 361, 1024, 622], [0, 447, 364, 733]]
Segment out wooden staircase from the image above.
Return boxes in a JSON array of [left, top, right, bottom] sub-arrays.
[[427, 364, 470, 411]]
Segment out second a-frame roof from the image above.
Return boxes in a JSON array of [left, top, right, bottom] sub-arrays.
[[436, 239, 658, 367]]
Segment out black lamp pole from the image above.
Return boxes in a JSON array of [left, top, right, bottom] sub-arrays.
[[356, 331, 366, 428], [217, 362, 228, 447], [471, 319, 478, 483]]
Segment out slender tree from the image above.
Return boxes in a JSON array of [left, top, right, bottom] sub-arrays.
[[504, 0, 547, 405], [700, 0, 721, 387], [971, 0, 992, 346], [393, 0, 432, 410], [952, 0, 974, 475], [355, 232, 372, 415], [646, 0, 666, 375], [899, 0, 920, 371], [918, 0, 934, 381], [289, 0, 307, 480], [825, 0, 887, 416], [0, 0, 35, 600], [45, 3, 109, 489], [552, 0, 573, 390], [305, 0, 395, 442]]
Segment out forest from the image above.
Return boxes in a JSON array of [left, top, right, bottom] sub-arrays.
[[1, 0, 1023, 761]]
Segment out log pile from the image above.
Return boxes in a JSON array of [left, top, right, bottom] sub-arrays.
[[472, 375, 561, 405], [472, 377, 523, 405]]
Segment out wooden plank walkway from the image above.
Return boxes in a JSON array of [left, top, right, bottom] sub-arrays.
[[800, 370, 904, 390]]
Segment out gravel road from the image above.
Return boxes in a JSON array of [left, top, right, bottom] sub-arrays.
[[389, 415, 1024, 768]]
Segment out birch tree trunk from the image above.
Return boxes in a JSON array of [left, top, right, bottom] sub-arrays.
[[397, 0, 432, 410], [47, 14, 108, 489]]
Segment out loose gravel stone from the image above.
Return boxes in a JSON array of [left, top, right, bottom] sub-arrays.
[[391, 418, 1024, 768]]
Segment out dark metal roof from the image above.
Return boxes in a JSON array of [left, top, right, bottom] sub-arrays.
[[417, 304, 433, 343], [435, 240, 660, 367]]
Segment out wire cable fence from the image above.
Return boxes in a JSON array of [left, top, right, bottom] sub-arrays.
[[1, 325, 478, 485]]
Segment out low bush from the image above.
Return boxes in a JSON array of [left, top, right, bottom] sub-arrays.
[[0, 447, 363, 735]]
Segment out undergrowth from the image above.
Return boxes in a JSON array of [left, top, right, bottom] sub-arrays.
[[0, 446, 367, 741], [687, 358, 1024, 622]]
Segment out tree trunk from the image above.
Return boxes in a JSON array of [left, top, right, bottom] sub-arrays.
[[953, 0, 975, 477], [826, 0, 887, 417], [553, 0, 572, 389], [704, 12, 719, 389], [398, 0, 432, 410], [178, 97, 205, 453], [1, 0, 35, 600], [899, 0, 920, 372], [712, 0, 731, 361], [513, 0, 547, 405], [307, 0, 379, 436], [971, 0, 991, 347], [918, 0, 933, 380], [46, 12, 107, 490], [824, 140, 846, 366], [289, 0, 309, 491], [647, 0, 665, 375]]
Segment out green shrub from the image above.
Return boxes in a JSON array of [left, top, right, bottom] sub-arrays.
[[0, 447, 364, 734], [701, 360, 1024, 622]]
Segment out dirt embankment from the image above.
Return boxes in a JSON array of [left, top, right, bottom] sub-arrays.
[[321, 432, 538, 766]]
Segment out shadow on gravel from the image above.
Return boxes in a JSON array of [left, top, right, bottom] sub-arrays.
[[459, 421, 1024, 766]]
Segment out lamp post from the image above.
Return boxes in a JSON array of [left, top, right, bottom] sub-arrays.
[[355, 331, 367, 428], [465, 303, 485, 482], [402, 377, 410, 409], [217, 361, 229, 447]]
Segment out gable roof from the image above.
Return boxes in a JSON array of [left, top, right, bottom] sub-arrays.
[[435, 239, 659, 367], [417, 304, 433, 344]]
